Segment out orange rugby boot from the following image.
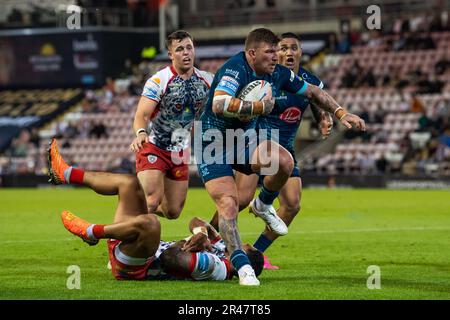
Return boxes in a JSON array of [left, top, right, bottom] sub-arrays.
[[61, 210, 99, 246], [47, 138, 69, 185]]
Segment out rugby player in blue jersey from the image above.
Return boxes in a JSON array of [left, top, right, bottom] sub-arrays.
[[197, 28, 365, 286], [211, 32, 334, 269]]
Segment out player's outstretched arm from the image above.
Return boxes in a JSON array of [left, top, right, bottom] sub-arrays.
[[212, 91, 275, 118], [130, 96, 158, 152], [304, 85, 366, 131]]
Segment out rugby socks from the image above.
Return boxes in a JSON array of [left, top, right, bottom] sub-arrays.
[[230, 249, 251, 272], [257, 185, 279, 206], [63, 167, 85, 185], [253, 234, 273, 253], [86, 224, 105, 240]]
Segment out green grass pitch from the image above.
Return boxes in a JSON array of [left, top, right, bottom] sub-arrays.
[[0, 188, 449, 300]]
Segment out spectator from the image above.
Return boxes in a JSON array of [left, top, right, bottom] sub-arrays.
[[410, 94, 425, 113], [64, 121, 80, 139], [361, 68, 377, 87], [359, 151, 376, 174], [336, 33, 351, 54], [376, 154, 388, 173], [29, 127, 40, 148], [89, 120, 108, 139], [435, 53, 450, 75], [6, 130, 31, 157]]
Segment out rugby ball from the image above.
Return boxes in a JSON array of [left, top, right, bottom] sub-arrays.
[[237, 80, 272, 102]]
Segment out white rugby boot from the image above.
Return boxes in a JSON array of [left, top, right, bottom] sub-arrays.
[[249, 198, 288, 236], [238, 265, 260, 286]]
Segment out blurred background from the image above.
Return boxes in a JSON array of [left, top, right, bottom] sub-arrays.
[[1, 0, 450, 189]]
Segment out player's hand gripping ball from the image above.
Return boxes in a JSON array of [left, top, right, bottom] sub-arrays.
[[237, 80, 273, 122]]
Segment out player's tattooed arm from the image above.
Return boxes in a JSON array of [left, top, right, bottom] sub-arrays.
[[304, 85, 366, 131], [310, 103, 323, 124], [218, 217, 243, 253], [212, 91, 274, 118], [304, 85, 342, 115]]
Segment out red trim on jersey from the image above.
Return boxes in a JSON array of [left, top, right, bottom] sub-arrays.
[[165, 65, 178, 93], [189, 252, 197, 275], [222, 258, 233, 279], [150, 105, 160, 120], [169, 65, 178, 76], [211, 235, 222, 245]]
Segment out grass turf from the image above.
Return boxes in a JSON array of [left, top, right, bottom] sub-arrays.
[[0, 188, 449, 300]]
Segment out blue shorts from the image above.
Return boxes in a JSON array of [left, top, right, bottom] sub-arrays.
[[195, 114, 259, 184]]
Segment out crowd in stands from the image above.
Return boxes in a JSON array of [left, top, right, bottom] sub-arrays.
[[1, 11, 450, 179]]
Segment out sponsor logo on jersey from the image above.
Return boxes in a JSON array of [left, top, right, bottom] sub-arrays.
[[224, 69, 240, 79], [148, 155, 158, 164], [279, 107, 301, 123], [149, 77, 161, 86], [221, 76, 239, 86], [144, 87, 159, 98], [218, 79, 238, 93]]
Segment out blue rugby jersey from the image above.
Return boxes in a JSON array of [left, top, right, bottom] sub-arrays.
[[199, 52, 310, 132], [256, 67, 323, 157]]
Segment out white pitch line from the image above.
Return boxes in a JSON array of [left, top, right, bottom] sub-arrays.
[[1, 226, 449, 244]]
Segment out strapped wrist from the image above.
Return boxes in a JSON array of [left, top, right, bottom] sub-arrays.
[[136, 128, 147, 137], [334, 107, 348, 120], [193, 226, 208, 236]]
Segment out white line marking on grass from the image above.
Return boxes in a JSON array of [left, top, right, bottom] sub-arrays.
[[0, 238, 77, 244], [2, 226, 449, 244]]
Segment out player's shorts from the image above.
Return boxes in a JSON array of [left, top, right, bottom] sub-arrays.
[[136, 142, 189, 181], [196, 113, 267, 183], [195, 132, 257, 184], [107, 239, 155, 280]]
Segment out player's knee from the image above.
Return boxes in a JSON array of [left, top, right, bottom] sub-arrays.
[[278, 152, 294, 176], [284, 202, 301, 216], [164, 208, 182, 220], [134, 214, 160, 235], [145, 195, 163, 214]]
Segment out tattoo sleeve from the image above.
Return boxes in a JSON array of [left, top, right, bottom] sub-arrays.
[[310, 103, 323, 124], [239, 101, 253, 115], [307, 85, 342, 115], [218, 217, 242, 253]]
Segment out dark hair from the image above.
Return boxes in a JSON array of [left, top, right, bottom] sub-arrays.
[[245, 28, 279, 50], [246, 248, 264, 277], [280, 32, 301, 42], [159, 246, 192, 278], [165, 30, 193, 49]]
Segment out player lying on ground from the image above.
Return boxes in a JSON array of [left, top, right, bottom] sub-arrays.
[[47, 138, 263, 281], [210, 32, 334, 270]]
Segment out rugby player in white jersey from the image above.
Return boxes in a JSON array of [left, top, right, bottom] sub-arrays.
[[130, 30, 213, 220]]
